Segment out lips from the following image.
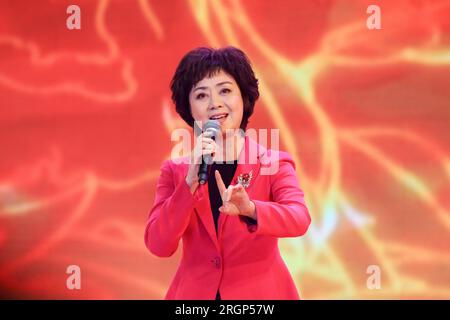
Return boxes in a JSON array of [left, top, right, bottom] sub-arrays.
[[209, 113, 228, 120]]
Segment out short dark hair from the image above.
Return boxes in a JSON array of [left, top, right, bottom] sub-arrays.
[[170, 46, 259, 130]]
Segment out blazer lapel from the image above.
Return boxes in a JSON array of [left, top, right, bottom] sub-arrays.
[[193, 181, 220, 250]]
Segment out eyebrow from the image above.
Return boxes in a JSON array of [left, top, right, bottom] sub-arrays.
[[193, 81, 233, 92]]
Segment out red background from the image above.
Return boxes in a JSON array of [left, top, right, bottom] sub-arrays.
[[0, 0, 449, 299]]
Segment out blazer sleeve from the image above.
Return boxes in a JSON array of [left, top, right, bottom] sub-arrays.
[[240, 151, 311, 237], [144, 159, 198, 257]]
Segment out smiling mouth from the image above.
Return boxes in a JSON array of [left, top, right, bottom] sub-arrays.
[[209, 113, 228, 120]]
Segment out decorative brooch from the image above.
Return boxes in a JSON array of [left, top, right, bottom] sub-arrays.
[[235, 170, 253, 189]]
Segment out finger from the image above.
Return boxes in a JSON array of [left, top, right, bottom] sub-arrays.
[[202, 146, 213, 153], [194, 148, 213, 162], [219, 202, 239, 215], [202, 137, 214, 143], [201, 142, 214, 152], [195, 134, 213, 150], [225, 184, 245, 202], [219, 205, 229, 213], [192, 135, 215, 165], [225, 185, 234, 202], [202, 142, 215, 154], [201, 146, 211, 153], [202, 140, 214, 148], [215, 170, 227, 195]]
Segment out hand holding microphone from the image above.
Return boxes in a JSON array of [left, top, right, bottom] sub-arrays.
[[185, 120, 221, 194]]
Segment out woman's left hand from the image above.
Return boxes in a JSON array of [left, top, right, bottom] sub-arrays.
[[215, 170, 256, 219]]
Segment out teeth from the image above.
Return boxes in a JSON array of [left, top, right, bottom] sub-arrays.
[[211, 114, 227, 120]]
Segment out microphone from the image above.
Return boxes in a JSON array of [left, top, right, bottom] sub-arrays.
[[198, 120, 221, 185]]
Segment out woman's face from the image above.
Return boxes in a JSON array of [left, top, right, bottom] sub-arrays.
[[189, 70, 244, 134]]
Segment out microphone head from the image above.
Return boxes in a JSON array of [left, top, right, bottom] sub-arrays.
[[203, 120, 221, 139], [202, 120, 220, 166]]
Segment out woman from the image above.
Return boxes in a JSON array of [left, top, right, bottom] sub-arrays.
[[144, 46, 311, 300]]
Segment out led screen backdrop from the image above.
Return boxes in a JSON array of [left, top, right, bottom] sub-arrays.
[[0, 0, 449, 299]]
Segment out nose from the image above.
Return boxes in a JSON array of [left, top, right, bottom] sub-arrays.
[[208, 91, 223, 111]]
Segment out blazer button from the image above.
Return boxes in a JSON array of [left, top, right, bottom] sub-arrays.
[[211, 256, 221, 269]]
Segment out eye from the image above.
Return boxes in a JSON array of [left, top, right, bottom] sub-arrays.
[[220, 88, 231, 94], [196, 93, 207, 100]]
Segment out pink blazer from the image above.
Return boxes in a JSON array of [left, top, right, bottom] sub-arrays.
[[144, 135, 311, 299]]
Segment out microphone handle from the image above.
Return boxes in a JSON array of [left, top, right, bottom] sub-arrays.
[[198, 152, 213, 185], [198, 135, 216, 185]]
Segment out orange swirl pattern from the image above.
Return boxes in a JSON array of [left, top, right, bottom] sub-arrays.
[[0, 0, 449, 299]]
